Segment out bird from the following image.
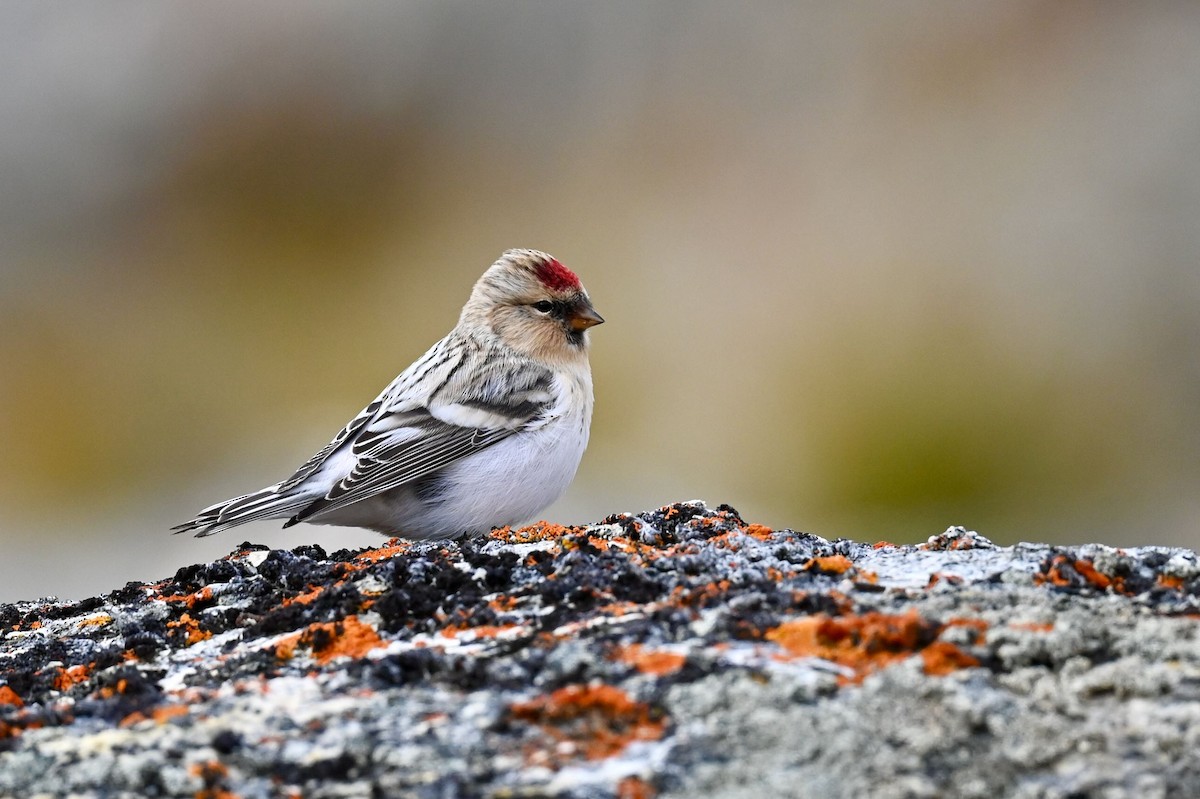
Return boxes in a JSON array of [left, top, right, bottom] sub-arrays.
[[172, 248, 603, 540]]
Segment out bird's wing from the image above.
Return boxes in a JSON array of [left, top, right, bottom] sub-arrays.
[[287, 358, 556, 524], [277, 335, 471, 493], [276, 397, 388, 492]]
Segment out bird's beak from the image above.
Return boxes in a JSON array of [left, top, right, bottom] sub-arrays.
[[569, 301, 605, 332]]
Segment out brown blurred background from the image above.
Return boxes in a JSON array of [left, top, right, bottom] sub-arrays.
[[2, 2, 1198, 603]]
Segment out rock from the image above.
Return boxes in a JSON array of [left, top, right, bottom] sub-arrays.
[[1, 502, 1199, 798]]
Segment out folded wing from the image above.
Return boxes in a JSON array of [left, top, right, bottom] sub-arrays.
[[285, 358, 555, 525]]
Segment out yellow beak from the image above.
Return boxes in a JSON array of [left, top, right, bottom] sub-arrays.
[[569, 302, 605, 332]]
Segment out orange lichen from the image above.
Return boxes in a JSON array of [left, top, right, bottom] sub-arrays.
[[282, 585, 326, 606], [489, 595, 521, 612], [617, 776, 657, 799], [767, 611, 979, 684], [872, 541, 896, 549], [921, 534, 985, 551], [190, 585, 215, 607], [353, 540, 411, 564], [1009, 621, 1054, 632], [803, 555, 854, 575], [52, 664, 92, 692], [600, 535, 643, 554], [1158, 574, 1185, 590], [920, 641, 981, 675], [160, 585, 215, 610], [155, 704, 190, 722], [611, 644, 687, 676], [1034, 558, 1070, 586], [190, 760, 238, 799], [1071, 559, 1112, 590], [670, 579, 731, 608], [274, 635, 297, 659], [491, 521, 578, 544], [96, 677, 138, 700], [742, 524, 774, 540], [706, 529, 752, 551], [120, 704, 189, 728], [0, 686, 24, 707], [1037, 555, 1128, 593], [79, 614, 113, 628], [557, 531, 644, 554], [571, 535, 614, 552], [444, 623, 521, 639], [945, 617, 989, 637], [510, 684, 665, 763], [597, 601, 644, 617], [274, 615, 385, 665], [168, 613, 213, 646], [926, 572, 964, 589]]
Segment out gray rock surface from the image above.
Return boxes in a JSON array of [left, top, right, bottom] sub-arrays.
[[2, 502, 1198, 798]]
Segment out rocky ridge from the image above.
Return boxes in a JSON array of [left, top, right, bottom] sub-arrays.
[[2, 502, 1199, 798]]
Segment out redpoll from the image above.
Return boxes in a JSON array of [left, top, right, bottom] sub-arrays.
[[173, 249, 603, 540]]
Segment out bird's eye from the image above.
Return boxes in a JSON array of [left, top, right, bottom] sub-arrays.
[[532, 300, 555, 313]]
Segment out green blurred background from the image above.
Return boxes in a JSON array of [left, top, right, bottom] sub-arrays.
[[2, 2, 1198, 602]]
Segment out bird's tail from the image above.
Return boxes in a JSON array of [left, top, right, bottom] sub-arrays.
[[171, 484, 312, 537]]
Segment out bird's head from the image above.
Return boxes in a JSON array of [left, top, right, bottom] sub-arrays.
[[465, 249, 604, 362]]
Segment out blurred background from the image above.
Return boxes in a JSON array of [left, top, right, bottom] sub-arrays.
[[2, 2, 1198, 603]]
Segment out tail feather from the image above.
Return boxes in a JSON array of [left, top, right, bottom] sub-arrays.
[[172, 485, 311, 537]]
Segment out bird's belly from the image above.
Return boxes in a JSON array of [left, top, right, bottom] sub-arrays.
[[331, 414, 589, 539], [431, 419, 589, 534]]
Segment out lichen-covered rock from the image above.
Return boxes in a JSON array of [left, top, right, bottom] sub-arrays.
[[1, 502, 1199, 798]]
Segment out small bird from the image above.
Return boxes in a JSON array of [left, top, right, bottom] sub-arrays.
[[173, 249, 603, 540]]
